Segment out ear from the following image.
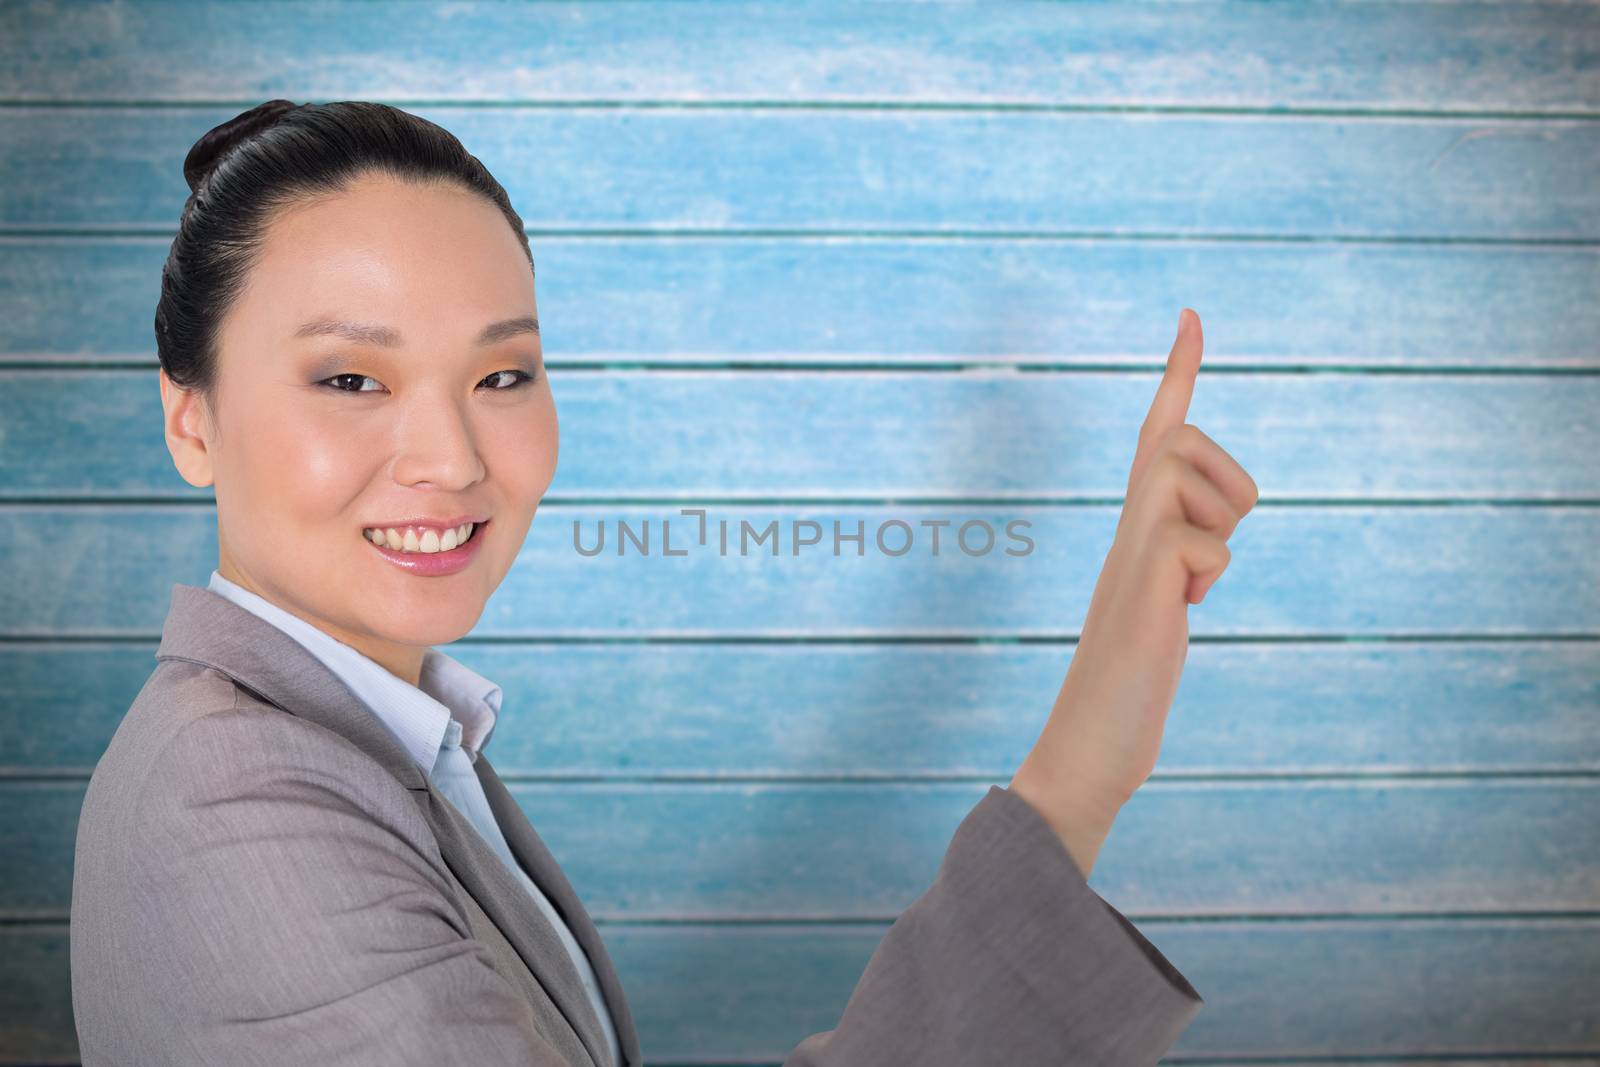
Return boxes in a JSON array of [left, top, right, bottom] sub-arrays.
[[159, 368, 216, 489]]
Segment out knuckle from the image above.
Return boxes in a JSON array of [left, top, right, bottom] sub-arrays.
[[1157, 515, 1189, 546], [1198, 527, 1229, 561], [1154, 450, 1188, 483]]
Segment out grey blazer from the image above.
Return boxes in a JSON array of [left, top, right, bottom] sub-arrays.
[[70, 583, 1204, 1065]]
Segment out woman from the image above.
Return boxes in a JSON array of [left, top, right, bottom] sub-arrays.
[[70, 100, 1255, 1065]]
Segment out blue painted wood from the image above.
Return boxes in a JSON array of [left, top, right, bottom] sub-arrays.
[[0, 0, 1594, 1062], [6, 918, 1600, 1061], [5, 779, 1599, 918], [3, 238, 1595, 367], [4, 108, 1596, 238], [3, 369, 1599, 498], [3, 641, 1595, 777], [607, 917, 1600, 1057], [1, 2, 1594, 111], [0, 505, 1596, 637], [0, 928, 74, 1065]]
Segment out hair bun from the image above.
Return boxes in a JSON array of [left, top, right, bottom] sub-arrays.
[[182, 99, 302, 193]]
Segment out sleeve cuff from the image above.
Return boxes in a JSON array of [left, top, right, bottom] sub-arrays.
[[933, 784, 1205, 1061]]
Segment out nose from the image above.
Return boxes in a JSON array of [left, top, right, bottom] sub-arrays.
[[388, 391, 487, 490]]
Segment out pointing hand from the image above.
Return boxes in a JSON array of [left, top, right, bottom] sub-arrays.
[[1010, 309, 1259, 877]]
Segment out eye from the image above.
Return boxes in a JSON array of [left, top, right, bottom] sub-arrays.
[[319, 373, 382, 393], [481, 369, 537, 391], [316, 369, 538, 394]]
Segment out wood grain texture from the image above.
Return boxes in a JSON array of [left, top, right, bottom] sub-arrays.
[[3, 238, 1598, 367], [4, 641, 1595, 777], [3, 108, 1597, 238], [2, 505, 1597, 637], [1, 1, 1594, 110], [7, 778, 1600, 918], [5, 919, 1600, 1063], [0, 0, 1595, 1062], [3, 370, 1599, 498]]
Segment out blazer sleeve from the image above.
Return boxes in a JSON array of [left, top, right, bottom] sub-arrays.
[[117, 707, 1200, 1066], [783, 785, 1204, 1066], [116, 705, 576, 1065]]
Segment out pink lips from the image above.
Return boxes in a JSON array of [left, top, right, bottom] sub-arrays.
[[365, 519, 489, 577], [364, 513, 488, 530]]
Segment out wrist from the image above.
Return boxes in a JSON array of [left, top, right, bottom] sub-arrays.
[[1008, 756, 1123, 880]]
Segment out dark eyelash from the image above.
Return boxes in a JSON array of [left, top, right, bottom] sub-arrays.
[[317, 369, 538, 394], [481, 369, 538, 391]]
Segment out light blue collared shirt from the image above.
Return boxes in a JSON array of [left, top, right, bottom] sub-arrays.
[[207, 570, 621, 1067]]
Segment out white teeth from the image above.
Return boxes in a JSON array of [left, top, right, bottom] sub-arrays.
[[363, 522, 476, 554]]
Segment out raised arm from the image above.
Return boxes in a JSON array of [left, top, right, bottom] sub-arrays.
[[1015, 307, 1258, 876], [784, 308, 1255, 1064]]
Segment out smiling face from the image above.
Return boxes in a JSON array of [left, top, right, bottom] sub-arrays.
[[159, 170, 557, 682]]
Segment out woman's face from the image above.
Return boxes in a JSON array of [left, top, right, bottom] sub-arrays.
[[161, 171, 556, 678]]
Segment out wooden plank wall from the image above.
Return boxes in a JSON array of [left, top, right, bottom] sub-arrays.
[[2, 2, 1597, 1062]]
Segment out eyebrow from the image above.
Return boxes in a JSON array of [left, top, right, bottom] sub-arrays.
[[292, 314, 539, 347]]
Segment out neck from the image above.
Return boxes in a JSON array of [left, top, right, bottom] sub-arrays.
[[214, 560, 426, 687]]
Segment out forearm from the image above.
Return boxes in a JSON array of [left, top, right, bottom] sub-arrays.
[[1008, 751, 1123, 880]]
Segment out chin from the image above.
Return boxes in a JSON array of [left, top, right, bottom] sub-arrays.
[[384, 598, 486, 641]]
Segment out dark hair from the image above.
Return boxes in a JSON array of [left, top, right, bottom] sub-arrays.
[[155, 99, 534, 408]]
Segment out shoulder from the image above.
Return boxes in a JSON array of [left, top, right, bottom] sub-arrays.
[[69, 671, 532, 1060], [75, 659, 460, 946], [79, 657, 435, 865]]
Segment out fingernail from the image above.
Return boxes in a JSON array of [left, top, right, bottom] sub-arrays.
[[1177, 309, 1187, 334]]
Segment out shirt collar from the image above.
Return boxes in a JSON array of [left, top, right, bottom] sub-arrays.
[[206, 570, 502, 768]]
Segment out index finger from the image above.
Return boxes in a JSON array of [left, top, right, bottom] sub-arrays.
[[1129, 307, 1204, 490]]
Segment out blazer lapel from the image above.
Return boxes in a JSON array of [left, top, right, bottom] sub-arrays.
[[154, 583, 632, 1067], [418, 769, 618, 1067], [475, 754, 642, 1067]]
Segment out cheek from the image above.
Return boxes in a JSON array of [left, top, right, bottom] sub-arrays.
[[488, 396, 559, 499], [237, 404, 377, 523]]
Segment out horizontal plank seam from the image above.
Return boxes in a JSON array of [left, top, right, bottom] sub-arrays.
[[6, 771, 1600, 784], [8, 911, 1600, 927], [4, 498, 1600, 509], [3, 633, 1599, 644], [22, 1062, 1596, 1067], [5, 227, 1600, 247], [8, 361, 1600, 376], [2, 99, 1598, 121]]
